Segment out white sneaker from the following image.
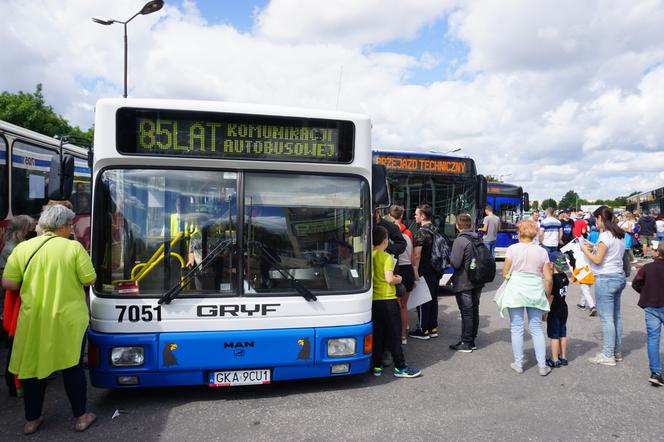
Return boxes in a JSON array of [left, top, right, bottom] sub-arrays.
[[510, 362, 524, 374], [588, 352, 616, 366], [539, 366, 552, 376]]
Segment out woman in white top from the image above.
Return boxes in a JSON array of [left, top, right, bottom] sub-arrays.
[[580, 206, 626, 366]]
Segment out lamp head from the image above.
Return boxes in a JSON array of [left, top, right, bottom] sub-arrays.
[[140, 0, 164, 15], [92, 17, 114, 25]]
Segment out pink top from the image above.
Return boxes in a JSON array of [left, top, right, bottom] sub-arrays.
[[505, 242, 550, 275]]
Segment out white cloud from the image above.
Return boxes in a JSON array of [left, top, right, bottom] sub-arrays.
[[1, 0, 663, 202], [253, 0, 458, 45]]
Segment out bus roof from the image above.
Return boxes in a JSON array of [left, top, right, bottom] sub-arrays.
[[96, 98, 370, 123], [0, 119, 90, 156], [372, 148, 461, 160], [626, 186, 664, 203]]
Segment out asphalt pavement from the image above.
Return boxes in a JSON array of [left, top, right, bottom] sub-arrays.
[[1, 262, 662, 441]]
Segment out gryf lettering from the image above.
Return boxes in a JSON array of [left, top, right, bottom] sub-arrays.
[[196, 304, 281, 317]]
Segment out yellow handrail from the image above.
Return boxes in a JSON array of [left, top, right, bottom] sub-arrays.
[[112, 252, 185, 285], [111, 233, 184, 285], [136, 252, 185, 282], [133, 232, 183, 281]]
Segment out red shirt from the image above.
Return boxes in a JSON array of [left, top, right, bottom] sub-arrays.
[[573, 219, 587, 238]]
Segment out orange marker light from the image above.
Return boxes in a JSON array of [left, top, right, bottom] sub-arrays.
[[363, 334, 373, 355]]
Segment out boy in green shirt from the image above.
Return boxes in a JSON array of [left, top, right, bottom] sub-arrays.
[[372, 226, 422, 378]]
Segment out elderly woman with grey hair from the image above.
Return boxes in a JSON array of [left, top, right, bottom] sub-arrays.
[[2, 204, 97, 434]]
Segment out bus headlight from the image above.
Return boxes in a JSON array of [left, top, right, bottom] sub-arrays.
[[111, 347, 145, 367], [327, 338, 356, 357]]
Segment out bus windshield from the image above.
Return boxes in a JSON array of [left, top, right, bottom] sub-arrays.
[[94, 169, 371, 297], [385, 172, 477, 239], [487, 195, 522, 231]]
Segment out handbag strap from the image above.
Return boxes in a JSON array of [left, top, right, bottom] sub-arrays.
[[23, 235, 57, 274]]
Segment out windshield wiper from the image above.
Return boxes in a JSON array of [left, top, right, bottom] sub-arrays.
[[158, 239, 233, 305], [248, 240, 317, 302]]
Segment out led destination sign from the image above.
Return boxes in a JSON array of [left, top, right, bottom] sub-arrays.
[[116, 108, 355, 163], [373, 153, 472, 176], [488, 185, 522, 196]]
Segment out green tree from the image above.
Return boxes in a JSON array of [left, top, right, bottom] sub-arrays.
[[541, 198, 557, 210], [558, 190, 580, 210], [485, 175, 501, 183], [0, 84, 92, 140]]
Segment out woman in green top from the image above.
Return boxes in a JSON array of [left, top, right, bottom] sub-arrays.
[[2, 204, 97, 434]]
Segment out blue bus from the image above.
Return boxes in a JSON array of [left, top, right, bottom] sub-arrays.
[[83, 98, 383, 388], [373, 149, 484, 287], [485, 182, 529, 258]]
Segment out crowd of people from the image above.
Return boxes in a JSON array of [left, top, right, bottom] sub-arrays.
[[1, 200, 662, 435], [372, 203, 664, 387]]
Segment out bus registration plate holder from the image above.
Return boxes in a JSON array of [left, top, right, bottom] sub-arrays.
[[208, 369, 271, 387]]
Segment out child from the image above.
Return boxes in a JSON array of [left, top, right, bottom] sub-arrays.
[[546, 263, 570, 368], [371, 226, 421, 378], [561, 236, 597, 316]]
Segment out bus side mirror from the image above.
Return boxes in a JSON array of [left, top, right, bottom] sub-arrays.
[[48, 154, 75, 200], [523, 192, 530, 212], [372, 164, 390, 207], [477, 174, 488, 209]]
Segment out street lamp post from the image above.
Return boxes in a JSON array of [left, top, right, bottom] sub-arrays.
[[92, 0, 164, 98]]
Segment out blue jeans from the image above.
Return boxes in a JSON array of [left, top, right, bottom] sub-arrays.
[[508, 307, 547, 368], [645, 307, 664, 375], [484, 240, 496, 257], [594, 273, 626, 358], [657, 232, 664, 241]]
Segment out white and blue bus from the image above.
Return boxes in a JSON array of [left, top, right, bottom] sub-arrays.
[[0, 120, 92, 251], [372, 149, 485, 288], [485, 182, 529, 258], [86, 99, 381, 388]]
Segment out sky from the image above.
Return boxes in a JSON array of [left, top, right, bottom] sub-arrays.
[[2, 0, 664, 202]]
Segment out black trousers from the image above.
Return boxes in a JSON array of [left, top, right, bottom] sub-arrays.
[[455, 287, 482, 344], [23, 362, 87, 421], [417, 272, 440, 332], [372, 300, 406, 369]]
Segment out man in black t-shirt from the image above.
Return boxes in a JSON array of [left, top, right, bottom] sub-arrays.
[[560, 211, 575, 245], [638, 210, 658, 258], [410, 204, 441, 340]]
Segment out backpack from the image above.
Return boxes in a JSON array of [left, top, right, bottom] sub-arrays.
[[422, 225, 450, 275], [461, 233, 496, 284]]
